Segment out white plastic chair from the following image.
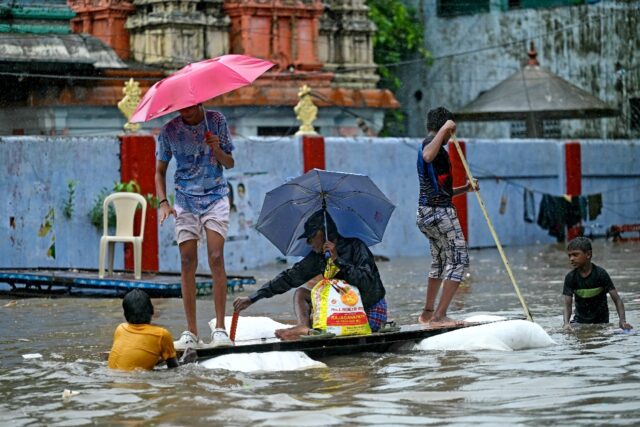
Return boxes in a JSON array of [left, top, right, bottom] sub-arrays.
[[98, 192, 147, 280]]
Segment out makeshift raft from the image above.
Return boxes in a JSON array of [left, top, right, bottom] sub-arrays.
[[184, 319, 503, 361], [0, 268, 255, 298]]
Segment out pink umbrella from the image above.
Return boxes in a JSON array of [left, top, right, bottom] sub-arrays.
[[130, 54, 274, 123]]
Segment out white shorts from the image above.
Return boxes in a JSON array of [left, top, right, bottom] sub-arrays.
[[175, 197, 230, 245]]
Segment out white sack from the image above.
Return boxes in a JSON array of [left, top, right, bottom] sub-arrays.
[[200, 351, 326, 372], [415, 319, 556, 352]]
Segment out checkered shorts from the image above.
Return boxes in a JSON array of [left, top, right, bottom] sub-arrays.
[[366, 298, 388, 332], [416, 206, 469, 282]]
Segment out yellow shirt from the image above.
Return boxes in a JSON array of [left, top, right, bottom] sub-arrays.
[[108, 323, 176, 371]]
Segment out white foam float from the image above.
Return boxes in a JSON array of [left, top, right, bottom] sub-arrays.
[[209, 315, 290, 341], [201, 316, 326, 372], [464, 314, 510, 323], [415, 318, 556, 352], [199, 350, 326, 372]]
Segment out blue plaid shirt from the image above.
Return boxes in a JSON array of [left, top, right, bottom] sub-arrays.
[[157, 110, 235, 214]]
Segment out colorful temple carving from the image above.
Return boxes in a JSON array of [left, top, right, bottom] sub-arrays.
[[69, 0, 135, 60], [0, 0, 398, 136]]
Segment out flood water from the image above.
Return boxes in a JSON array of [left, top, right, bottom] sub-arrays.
[[1, 240, 639, 426]]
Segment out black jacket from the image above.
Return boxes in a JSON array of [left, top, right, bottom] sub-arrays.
[[249, 237, 386, 310]]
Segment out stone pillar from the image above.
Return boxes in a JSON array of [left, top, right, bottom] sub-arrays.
[[69, 0, 135, 60], [320, 0, 379, 89], [126, 0, 229, 69], [224, 0, 323, 72]]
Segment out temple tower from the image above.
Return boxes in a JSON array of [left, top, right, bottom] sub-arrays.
[[320, 0, 379, 89], [124, 0, 229, 69], [69, 0, 135, 60], [223, 0, 324, 72]]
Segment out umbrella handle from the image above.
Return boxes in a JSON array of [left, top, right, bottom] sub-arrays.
[[322, 208, 331, 259], [202, 104, 211, 135], [205, 131, 216, 165], [202, 105, 216, 145]]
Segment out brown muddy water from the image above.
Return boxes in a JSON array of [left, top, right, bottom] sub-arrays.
[[1, 240, 639, 426]]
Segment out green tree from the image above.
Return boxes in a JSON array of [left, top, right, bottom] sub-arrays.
[[367, 0, 430, 136]]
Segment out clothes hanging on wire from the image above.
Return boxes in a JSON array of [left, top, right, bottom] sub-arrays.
[[523, 188, 536, 223], [536, 194, 585, 242], [587, 193, 603, 220], [579, 196, 588, 223], [499, 185, 508, 215], [568, 196, 584, 228], [537, 194, 567, 241]]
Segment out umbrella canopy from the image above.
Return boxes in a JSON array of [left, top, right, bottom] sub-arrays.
[[256, 169, 396, 256], [130, 54, 274, 123], [455, 43, 617, 136]]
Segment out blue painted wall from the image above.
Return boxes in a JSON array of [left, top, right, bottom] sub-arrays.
[[2, 136, 121, 269], [2, 136, 638, 272]]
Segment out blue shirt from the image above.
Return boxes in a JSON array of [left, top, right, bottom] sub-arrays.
[[417, 136, 453, 208], [157, 110, 235, 214]]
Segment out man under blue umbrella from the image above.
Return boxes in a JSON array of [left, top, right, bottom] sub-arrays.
[[233, 210, 388, 341]]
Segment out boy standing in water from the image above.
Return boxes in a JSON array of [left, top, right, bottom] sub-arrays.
[[416, 107, 476, 325], [108, 289, 178, 370], [563, 237, 632, 330]]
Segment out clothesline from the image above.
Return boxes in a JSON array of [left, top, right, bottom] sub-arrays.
[[468, 164, 640, 198], [601, 206, 640, 221], [402, 140, 638, 199], [457, 164, 640, 241]]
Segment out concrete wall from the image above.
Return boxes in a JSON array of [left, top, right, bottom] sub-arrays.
[[2, 136, 121, 268], [399, 0, 639, 139], [2, 136, 639, 273]]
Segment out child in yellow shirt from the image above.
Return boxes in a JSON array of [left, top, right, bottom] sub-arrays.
[[108, 289, 178, 370]]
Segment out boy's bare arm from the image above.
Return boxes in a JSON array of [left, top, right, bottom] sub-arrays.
[[206, 135, 235, 169], [155, 160, 169, 201], [155, 160, 176, 224], [563, 295, 573, 329], [453, 180, 479, 196], [422, 120, 456, 163], [165, 347, 197, 368], [609, 289, 632, 329]]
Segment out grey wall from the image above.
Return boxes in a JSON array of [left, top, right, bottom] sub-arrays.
[[2, 135, 639, 274], [399, 0, 639, 139]]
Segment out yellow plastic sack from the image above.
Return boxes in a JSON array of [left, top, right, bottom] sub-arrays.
[[310, 259, 371, 336]]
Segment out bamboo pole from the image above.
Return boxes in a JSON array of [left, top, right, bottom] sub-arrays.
[[451, 136, 533, 321]]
